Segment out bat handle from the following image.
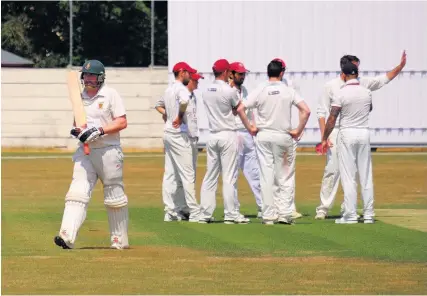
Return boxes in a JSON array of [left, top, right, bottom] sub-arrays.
[[83, 143, 90, 155]]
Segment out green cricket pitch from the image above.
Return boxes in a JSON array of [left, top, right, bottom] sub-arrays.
[[2, 152, 427, 294]]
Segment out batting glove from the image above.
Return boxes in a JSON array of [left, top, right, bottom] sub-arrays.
[[77, 126, 105, 143], [70, 127, 82, 139]]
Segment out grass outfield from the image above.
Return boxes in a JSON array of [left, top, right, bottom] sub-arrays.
[[2, 152, 427, 294]]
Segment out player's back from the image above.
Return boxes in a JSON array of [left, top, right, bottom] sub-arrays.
[[335, 82, 372, 129], [202, 80, 238, 133], [254, 81, 301, 133]]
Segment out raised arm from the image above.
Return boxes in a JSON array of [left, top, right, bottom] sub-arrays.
[[386, 50, 407, 81], [361, 51, 407, 91]]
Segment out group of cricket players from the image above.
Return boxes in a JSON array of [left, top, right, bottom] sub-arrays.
[[54, 51, 406, 250]]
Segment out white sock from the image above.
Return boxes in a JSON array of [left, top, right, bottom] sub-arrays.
[[107, 206, 129, 248], [59, 201, 87, 246]]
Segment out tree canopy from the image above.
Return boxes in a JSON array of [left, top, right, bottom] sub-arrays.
[[1, 1, 168, 67]]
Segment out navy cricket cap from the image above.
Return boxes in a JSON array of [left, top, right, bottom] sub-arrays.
[[342, 62, 358, 75]]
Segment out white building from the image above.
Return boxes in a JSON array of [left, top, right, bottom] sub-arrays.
[[168, 1, 427, 147]]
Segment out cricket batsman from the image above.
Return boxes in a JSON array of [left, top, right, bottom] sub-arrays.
[[315, 51, 407, 219], [55, 60, 129, 250]]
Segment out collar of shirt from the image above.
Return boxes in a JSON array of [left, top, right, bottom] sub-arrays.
[[344, 79, 360, 86], [173, 80, 185, 87], [214, 79, 227, 85], [82, 85, 107, 100]]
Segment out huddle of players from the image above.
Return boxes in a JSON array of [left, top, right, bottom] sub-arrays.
[[156, 51, 407, 225]]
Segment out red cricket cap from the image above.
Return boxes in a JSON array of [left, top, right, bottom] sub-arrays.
[[191, 72, 204, 80], [172, 62, 196, 73], [230, 62, 250, 73], [212, 59, 230, 72], [272, 58, 286, 69]]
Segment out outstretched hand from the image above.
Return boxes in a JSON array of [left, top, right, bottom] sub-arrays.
[[400, 50, 407, 68]]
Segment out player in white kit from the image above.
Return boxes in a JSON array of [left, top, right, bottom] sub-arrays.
[[321, 63, 384, 223], [228, 62, 263, 218], [158, 62, 201, 222], [55, 60, 129, 249], [238, 60, 311, 225], [155, 72, 204, 220], [315, 51, 407, 219], [199, 59, 257, 224], [273, 58, 303, 220]]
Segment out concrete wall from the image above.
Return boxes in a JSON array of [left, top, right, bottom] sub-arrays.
[[1, 67, 169, 149]]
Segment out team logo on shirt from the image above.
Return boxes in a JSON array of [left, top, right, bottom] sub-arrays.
[[98, 102, 104, 109], [268, 90, 280, 95]]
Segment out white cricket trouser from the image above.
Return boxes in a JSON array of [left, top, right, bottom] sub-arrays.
[[338, 128, 374, 220], [60, 145, 129, 247], [174, 137, 199, 215], [234, 130, 263, 212], [200, 131, 239, 220], [316, 128, 341, 215], [255, 131, 295, 222], [162, 132, 200, 220], [289, 139, 297, 211]]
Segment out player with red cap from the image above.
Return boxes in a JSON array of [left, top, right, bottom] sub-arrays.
[[165, 71, 205, 217], [155, 61, 201, 222], [228, 61, 263, 219], [199, 59, 257, 224]]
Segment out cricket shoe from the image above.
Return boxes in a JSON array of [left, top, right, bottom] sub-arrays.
[[315, 212, 327, 220], [164, 212, 182, 222], [54, 235, 73, 249], [198, 217, 215, 224], [262, 220, 274, 225], [363, 218, 375, 224], [335, 217, 358, 224], [224, 215, 250, 224], [188, 214, 201, 223], [110, 236, 129, 250], [292, 211, 303, 219]]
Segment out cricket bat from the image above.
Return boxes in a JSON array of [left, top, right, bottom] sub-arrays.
[[67, 70, 90, 155]]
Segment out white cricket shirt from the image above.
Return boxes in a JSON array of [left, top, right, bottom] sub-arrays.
[[202, 80, 240, 133], [316, 74, 390, 124], [243, 80, 304, 133], [161, 81, 192, 134], [233, 85, 254, 130], [331, 79, 373, 129], [184, 92, 199, 138], [81, 84, 126, 148]]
